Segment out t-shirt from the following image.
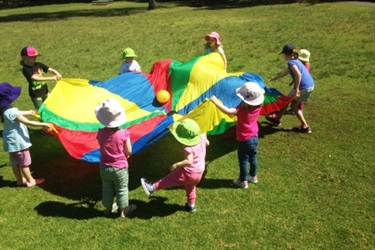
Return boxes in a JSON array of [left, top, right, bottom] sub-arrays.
[[288, 59, 314, 90], [183, 134, 207, 173], [235, 104, 261, 142], [2, 107, 32, 153], [119, 60, 141, 74], [96, 128, 130, 169], [204, 46, 225, 55], [22, 62, 50, 97]]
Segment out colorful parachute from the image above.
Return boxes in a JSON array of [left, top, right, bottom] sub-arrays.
[[39, 53, 292, 163]]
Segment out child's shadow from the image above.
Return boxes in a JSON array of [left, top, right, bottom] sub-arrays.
[[131, 196, 184, 219], [0, 175, 17, 188], [34, 200, 102, 220]]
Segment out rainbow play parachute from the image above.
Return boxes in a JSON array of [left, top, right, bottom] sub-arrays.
[[39, 53, 291, 163]]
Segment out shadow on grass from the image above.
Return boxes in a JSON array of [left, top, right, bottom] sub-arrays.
[[130, 196, 184, 219], [0, 6, 147, 23], [34, 200, 102, 219]]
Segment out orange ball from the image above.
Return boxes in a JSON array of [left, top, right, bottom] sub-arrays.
[[156, 90, 170, 104]]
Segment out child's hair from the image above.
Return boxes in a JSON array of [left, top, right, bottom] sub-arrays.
[[291, 49, 299, 58], [240, 101, 259, 109], [19, 59, 25, 67]]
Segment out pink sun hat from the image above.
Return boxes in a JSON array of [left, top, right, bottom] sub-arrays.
[[95, 98, 126, 128], [205, 31, 221, 45]]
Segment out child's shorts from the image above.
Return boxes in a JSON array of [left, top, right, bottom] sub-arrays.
[[9, 149, 31, 167], [288, 86, 314, 102]]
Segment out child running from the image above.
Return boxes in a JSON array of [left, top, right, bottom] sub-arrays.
[[119, 48, 142, 74], [204, 31, 227, 71], [0, 82, 51, 187], [210, 82, 264, 188], [20, 46, 62, 110], [95, 98, 136, 218], [140, 118, 209, 213], [267, 44, 314, 133]]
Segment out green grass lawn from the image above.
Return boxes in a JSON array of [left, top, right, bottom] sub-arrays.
[[0, 1, 374, 249]]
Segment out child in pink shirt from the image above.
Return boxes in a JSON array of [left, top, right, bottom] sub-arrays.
[[95, 98, 136, 218], [210, 82, 264, 189], [140, 118, 209, 212]]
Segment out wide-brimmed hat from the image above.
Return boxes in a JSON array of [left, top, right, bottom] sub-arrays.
[[0, 82, 21, 109], [95, 98, 126, 128], [236, 82, 265, 106], [279, 44, 295, 55], [20, 46, 39, 57], [205, 31, 221, 45], [122, 48, 137, 58], [299, 49, 310, 62], [170, 118, 201, 146]]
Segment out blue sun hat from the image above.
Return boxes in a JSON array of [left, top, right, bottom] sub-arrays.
[[0, 82, 21, 109], [170, 118, 201, 146]]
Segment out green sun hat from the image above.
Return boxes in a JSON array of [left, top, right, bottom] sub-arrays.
[[170, 118, 201, 146], [122, 48, 137, 58]]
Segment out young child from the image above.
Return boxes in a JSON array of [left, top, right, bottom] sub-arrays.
[[20, 46, 62, 110], [118, 48, 142, 74], [210, 82, 264, 188], [295, 49, 311, 112], [267, 44, 314, 133], [204, 31, 227, 71], [0, 82, 51, 187], [95, 98, 136, 218], [140, 118, 209, 213]]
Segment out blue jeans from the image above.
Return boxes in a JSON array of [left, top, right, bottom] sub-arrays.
[[100, 165, 129, 209], [238, 137, 258, 182]]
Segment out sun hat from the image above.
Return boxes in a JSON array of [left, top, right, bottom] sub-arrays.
[[170, 118, 201, 146], [298, 49, 310, 62], [279, 44, 295, 55], [0, 82, 21, 109], [20, 46, 39, 57], [236, 82, 265, 106], [95, 98, 126, 128], [205, 31, 221, 45], [122, 48, 137, 58]]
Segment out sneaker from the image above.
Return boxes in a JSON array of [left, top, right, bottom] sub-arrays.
[[293, 125, 312, 134], [140, 178, 154, 196], [233, 179, 248, 189], [185, 203, 196, 213], [26, 178, 45, 188], [111, 202, 118, 213], [265, 115, 281, 126], [248, 175, 258, 184]]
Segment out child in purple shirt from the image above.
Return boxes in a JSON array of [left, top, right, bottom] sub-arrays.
[[95, 98, 136, 218], [140, 118, 209, 212], [210, 82, 264, 189]]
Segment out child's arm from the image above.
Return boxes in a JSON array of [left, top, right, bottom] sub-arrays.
[[16, 114, 50, 128], [18, 110, 36, 116], [31, 74, 59, 82], [290, 65, 301, 96], [48, 68, 62, 80], [210, 96, 236, 117], [170, 153, 193, 172], [124, 138, 132, 158], [270, 68, 289, 81], [218, 47, 227, 71]]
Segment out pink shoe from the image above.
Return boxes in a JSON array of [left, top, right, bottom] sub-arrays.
[[26, 178, 45, 187]]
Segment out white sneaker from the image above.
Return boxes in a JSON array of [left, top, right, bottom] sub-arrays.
[[111, 202, 118, 213], [233, 179, 248, 189], [248, 175, 258, 184], [140, 178, 154, 196]]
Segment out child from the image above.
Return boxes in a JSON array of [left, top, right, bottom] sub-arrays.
[[295, 49, 311, 112], [95, 98, 136, 218], [267, 44, 314, 133], [20, 46, 62, 110], [204, 31, 227, 71], [210, 82, 264, 188], [0, 82, 50, 187], [140, 118, 209, 213], [119, 48, 142, 74]]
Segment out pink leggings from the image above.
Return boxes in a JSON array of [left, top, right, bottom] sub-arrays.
[[154, 168, 203, 204]]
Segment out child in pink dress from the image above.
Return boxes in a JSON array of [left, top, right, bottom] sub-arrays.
[[140, 118, 209, 212]]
